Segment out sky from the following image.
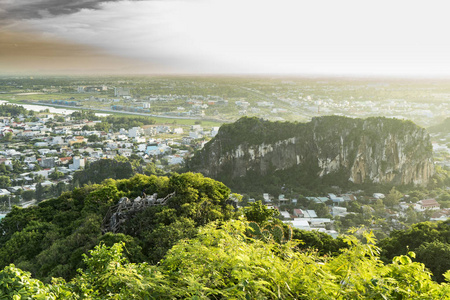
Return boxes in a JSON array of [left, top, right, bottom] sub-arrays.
[[1, 0, 450, 76]]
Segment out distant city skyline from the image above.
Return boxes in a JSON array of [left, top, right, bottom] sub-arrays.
[[1, 0, 450, 77]]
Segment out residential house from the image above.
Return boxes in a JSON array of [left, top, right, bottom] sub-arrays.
[[52, 136, 65, 145], [39, 157, 57, 168], [69, 136, 86, 146], [279, 211, 291, 219], [293, 209, 304, 218], [328, 193, 345, 205], [288, 219, 311, 230], [278, 194, 289, 205], [332, 206, 348, 217], [0, 189, 11, 197], [263, 193, 272, 203], [306, 196, 329, 204], [59, 157, 72, 165], [414, 199, 441, 212], [118, 148, 132, 157]]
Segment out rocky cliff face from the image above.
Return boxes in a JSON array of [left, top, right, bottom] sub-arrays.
[[189, 116, 434, 187]]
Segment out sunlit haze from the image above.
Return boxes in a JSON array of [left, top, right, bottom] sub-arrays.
[[1, 0, 450, 76]]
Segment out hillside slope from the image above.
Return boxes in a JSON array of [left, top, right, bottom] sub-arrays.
[[188, 116, 434, 190]]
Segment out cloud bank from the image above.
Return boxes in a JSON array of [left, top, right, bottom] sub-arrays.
[[0, 0, 134, 22], [2, 0, 450, 76]]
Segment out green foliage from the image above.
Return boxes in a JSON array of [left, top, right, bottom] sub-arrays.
[[48, 171, 64, 181], [0, 264, 72, 299], [167, 172, 235, 226], [247, 221, 292, 244], [0, 172, 235, 282], [378, 220, 450, 282], [383, 187, 402, 207], [157, 221, 449, 298], [104, 115, 155, 130], [72, 242, 151, 299], [1, 219, 450, 298], [93, 122, 110, 132], [292, 228, 349, 256], [70, 110, 97, 121], [0, 104, 32, 117], [0, 176, 11, 188], [242, 200, 279, 224], [428, 117, 450, 135], [73, 158, 134, 186], [415, 241, 450, 283], [21, 190, 35, 201], [2, 132, 13, 142], [87, 134, 101, 142]]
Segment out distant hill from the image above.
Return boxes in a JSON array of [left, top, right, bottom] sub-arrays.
[[188, 116, 434, 192], [428, 117, 450, 135]]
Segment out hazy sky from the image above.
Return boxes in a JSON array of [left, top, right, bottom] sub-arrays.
[[1, 0, 450, 76]]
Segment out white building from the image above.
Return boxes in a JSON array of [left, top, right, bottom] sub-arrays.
[[173, 128, 184, 134], [211, 127, 220, 137], [69, 156, 85, 171], [167, 155, 184, 165], [129, 127, 143, 138], [189, 131, 203, 139], [52, 136, 65, 145]]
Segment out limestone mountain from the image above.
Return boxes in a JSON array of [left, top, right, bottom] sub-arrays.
[[188, 116, 434, 191]]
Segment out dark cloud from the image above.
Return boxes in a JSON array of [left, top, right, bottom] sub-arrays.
[[0, 0, 139, 22]]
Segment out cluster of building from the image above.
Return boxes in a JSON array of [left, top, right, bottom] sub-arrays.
[[251, 191, 449, 237], [0, 112, 220, 204]]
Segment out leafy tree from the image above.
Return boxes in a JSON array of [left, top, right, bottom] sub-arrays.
[[34, 174, 45, 184], [2, 132, 13, 142], [0, 172, 237, 282], [49, 170, 64, 180], [21, 190, 34, 201], [0, 264, 72, 299], [312, 202, 331, 218], [378, 220, 450, 281], [73, 158, 134, 186], [416, 241, 450, 283], [35, 183, 44, 202], [87, 134, 101, 142], [0, 175, 11, 188], [1, 215, 450, 298], [384, 187, 402, 207], [72, 242, 151, 299], [81, 125, 92, 131], [242, 200, 279, 224], [94, 122, 110, 132]]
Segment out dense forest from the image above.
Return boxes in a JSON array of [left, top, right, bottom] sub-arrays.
[[71, 110, 156, 131], [0, 172, 450, 298]]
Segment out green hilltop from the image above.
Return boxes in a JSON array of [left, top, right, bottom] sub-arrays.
[[0, 173, 450, 298]]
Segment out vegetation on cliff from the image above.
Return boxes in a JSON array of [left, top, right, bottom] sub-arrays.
[[188, 116, 433, 193], [428, 117, 450, 135]]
